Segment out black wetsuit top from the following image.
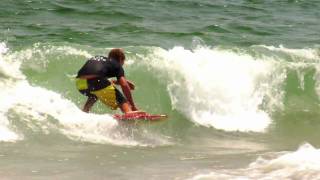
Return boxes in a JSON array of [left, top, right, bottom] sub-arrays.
[[77, 56, 124, 79], [77, 56, 124, 91]]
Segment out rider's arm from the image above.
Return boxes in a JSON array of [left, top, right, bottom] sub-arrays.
[[118, 76, 137, 111], [112, 79, 135, 90]]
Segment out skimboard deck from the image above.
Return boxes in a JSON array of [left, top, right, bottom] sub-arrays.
[[113, 111, 167, 121]]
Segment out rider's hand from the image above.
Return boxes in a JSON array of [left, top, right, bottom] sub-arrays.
[[131, 105, 138, 111], [127, 81, 135, 90]]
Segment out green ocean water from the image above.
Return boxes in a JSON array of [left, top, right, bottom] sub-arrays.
[[1, 0, 320, 179]]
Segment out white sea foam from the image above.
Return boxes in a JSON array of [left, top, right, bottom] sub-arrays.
[[0, 42, 8, 54], [191, 143, 320, 180], [258, 45, 320, 61], [0, 43, 25, 79], [145, 46, 285, 132], [0, 42, 22, 142]]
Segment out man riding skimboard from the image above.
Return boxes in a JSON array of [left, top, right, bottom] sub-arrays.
[[75, 48, 138, 114]]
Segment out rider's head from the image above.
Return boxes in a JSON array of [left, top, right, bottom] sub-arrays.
[[108, 48, 126, 66]]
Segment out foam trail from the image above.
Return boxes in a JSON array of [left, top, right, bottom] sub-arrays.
[[144, 46, 285, 132], [12, 82, 141, 145], [191, 143, 320, 180], [16, 80, 168, 146], [0, 42, 22, 142], [4, 78, 164, 146]]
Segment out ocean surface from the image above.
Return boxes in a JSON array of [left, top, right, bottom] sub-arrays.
[[1, 0, 320, 179]]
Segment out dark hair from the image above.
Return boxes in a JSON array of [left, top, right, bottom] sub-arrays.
[[108, 48, 125, 62]]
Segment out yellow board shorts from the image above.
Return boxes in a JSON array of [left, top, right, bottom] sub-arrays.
[[76, 78, 126, 110]]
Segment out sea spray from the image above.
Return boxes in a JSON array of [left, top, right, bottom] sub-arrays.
[[143, 46, 286, 132]]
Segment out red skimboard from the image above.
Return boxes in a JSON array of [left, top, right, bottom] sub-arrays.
[[113, 111, 167, 122]]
